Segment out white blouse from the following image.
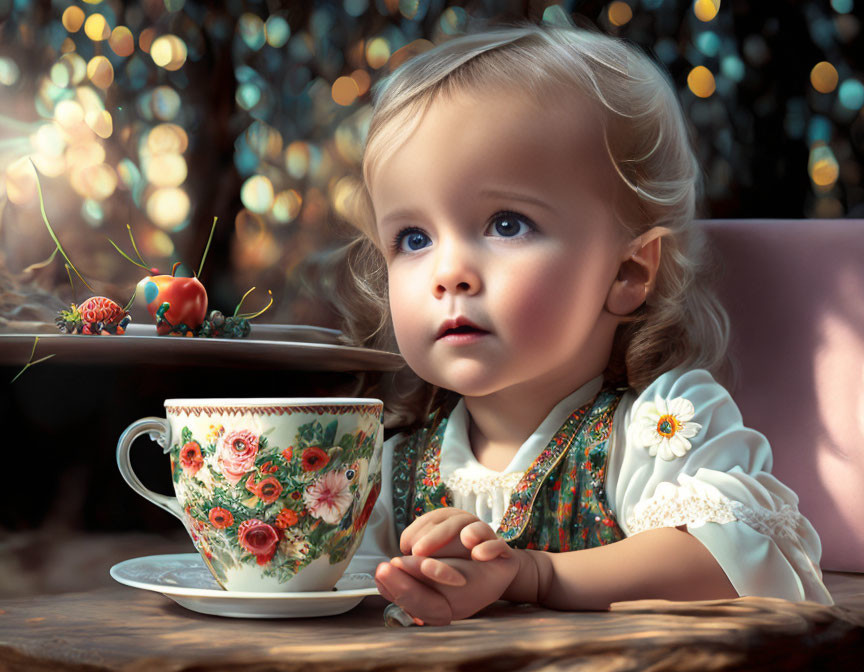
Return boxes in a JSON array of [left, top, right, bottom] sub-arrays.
[[348, 368, 833, 605]]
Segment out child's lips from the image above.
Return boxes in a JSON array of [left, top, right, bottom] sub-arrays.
[[437, 329, 490, 344], [435, 317, 490, 340]]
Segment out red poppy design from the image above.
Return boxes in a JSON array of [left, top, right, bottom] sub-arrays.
[[274, 508, 299, 529], [179, 441, 203, 475], [282, 446, 293, 462], [237, 519, 279, 565], [256, 477, 283, 504], [208, 507, 234, 528], [301, 446, 329, 472]]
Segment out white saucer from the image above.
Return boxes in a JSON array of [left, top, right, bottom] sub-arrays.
[[109, 553, 379, 618]]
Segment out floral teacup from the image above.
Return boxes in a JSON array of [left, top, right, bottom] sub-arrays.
[[116, 398, 383, 592]]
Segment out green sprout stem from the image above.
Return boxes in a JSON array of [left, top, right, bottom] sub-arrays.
[[233, 286, 257, 317], [122, 286, 137, 313], [30, 159, 94, 292], [23, 246, 59, 273], [127, 224, 147, 267], [197, 216, 218, 278], [64, 264, 77, 304], [236, 289, 274, 320], [10, 337, 55, 384], [107, 237, 150, 270]]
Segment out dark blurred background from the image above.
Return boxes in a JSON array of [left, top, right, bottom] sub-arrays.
[[1, 0, 863, 597]]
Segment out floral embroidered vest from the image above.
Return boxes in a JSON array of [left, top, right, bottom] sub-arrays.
[[391, 383, 628, 551]]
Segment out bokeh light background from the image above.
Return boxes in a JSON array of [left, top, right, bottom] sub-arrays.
[[1, 0, 862, 329]]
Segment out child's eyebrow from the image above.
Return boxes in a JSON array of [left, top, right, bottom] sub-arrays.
[[379, 189, 556, 225], [477, 188, 557, 213]]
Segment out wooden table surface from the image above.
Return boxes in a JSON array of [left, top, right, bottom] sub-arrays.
[[1, 573, 863, 672]]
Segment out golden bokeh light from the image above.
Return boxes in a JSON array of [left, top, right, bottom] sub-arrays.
[[71, 162, 117, 200], [139, 28, 156, 54], [50, 62, 72, 88], [85, 109, 113, 138], [61, 53, 87, 85], [809, 143, 840, 188], [32, 123, 66, 158], [272, 189, 303, 224], [330, 176, 361, 222], [810, 61, 839, 93], [147, 187, 191, 230], [234, 230, 281, 269], [245, 121, 283, 159], [285, 141, 310, 178], [147, 123, 189, 155], [811, 159, 839, 186], [234, 209, 266, 246], [62, 6, 85, 33], [331, 76, 360, 106], [87, 55, 114, 89], [110, 26, 135, 57], [350, 69, 371, 96], [694, 0, 720, 22], [687, 65, 716, 97], [61, 38, 76, 53], [84, 14, 111, 41], [240, 175, 275, 214], [366, 38, 390, 69], [144, 153, 188, 187], [150, 35, 188, 71], [608, 2, 633, 27], [141, 228, 175, 259], [31, 152, 67, 178], [5, 157, 37, 205], [54, 99, 86, 130], [75, 85, 105, 116], [66, 142, 106, 169]]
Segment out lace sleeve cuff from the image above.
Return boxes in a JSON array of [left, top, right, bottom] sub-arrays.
[[625, 474, 804, 540]]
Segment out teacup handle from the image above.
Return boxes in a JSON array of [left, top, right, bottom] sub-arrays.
[[116, 417, 184, 522]]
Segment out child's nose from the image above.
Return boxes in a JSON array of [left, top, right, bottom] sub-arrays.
[[431, 240, 482, 298]]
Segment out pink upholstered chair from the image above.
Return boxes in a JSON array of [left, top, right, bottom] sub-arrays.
[[702, 219, 864, 572]]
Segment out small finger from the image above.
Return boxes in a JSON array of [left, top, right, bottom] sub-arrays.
[[374, 562, 398, 602], [393, 555, 468, 588], [400, 508, 457, 554], [460, 520, 498, 549], [419, 557, 467, 586], [375, 561, 453, 626], [412, 513, 479, 556], [470, 539, 513, 562]]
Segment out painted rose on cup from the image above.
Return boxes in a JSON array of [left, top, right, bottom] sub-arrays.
[[218, 429, 260, 484], [117, 398, 384, 592]]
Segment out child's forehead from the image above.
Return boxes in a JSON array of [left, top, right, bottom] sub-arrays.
[[369, 86, 615, 199]]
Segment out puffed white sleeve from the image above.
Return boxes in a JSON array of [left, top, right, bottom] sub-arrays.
[[345, 432, 402, 575], [606, 368, 833, 605]]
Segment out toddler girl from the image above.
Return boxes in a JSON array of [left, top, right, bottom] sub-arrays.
[[332, 20, 832, 625]]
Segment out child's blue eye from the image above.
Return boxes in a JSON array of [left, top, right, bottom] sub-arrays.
[[486, 211, 535, 238], [392, 227, 430, 253]]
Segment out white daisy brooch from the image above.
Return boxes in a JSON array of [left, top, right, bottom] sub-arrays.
[[631, 395, 703, 461]]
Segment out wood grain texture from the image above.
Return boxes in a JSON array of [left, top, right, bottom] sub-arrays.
[[0, 573, 862, 672]]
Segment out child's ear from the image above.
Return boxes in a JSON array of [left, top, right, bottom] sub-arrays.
[[605, 227, 668, 317]]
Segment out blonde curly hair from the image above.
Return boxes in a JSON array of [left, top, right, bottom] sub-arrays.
[[320, 19, 730, 430]]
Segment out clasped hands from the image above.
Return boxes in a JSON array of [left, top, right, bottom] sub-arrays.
[[374, 508, 525, 626]]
